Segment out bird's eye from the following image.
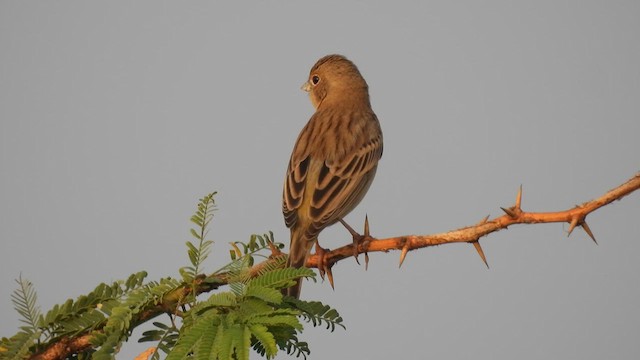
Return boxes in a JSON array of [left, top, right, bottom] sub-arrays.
[[311, 75, 320, 85]]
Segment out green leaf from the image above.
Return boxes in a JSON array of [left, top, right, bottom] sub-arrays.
[[251, 268, 315, 290], [138, 330, 165, 342], [2, 330, 42, 360], [188, 253, 198, 269], [153, 321, 170, 330], [244, 285, 283, 304], [179, 267, 196, 282], [190, 217, 203, 227], [58, 308, 106, 334], [237, 325, 251, 360], [196, 323, 216, 360], [211, 320, 228, 360], [11, 275, 42, 333], [166, 312, 218, 360], [249, 314, 302, 330], [183, 192, 218, 292], [287, 298, 345, 331], [186, 241, 198, 253], [189, 228, 201, 240], [190, 292, 237, 315], [249, 324, 277, 358]]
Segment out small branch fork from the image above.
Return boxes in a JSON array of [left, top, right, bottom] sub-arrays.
[[303, 172, 640, 278]]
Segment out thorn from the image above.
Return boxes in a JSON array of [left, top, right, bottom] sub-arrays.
[[399, 248, 408, 268], [476, 215, 490, 225], [339, 218, 363, 265], [363, 214, 370, 270], [399, 238, 410, 268], [365, 252, 370, 271], [471, 241, 489, 269], [581, 221, 598, 245], [326, 266, 335, 290], [339, 218, 358, 237], [364, 214, 370, 237], [567, 216, 579, 236], [515, 185, 523, 209], [318, 266, 326, 281], [501, 207, 517, 218]]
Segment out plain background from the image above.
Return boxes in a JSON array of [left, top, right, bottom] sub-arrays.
[[1, 2, 639, 359]]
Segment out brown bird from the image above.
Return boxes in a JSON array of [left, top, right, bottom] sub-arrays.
[[282, 54, 383, 298]]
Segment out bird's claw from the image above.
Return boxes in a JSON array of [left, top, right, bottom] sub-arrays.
[[314, 240, 335, 289], [339, 216, 372, 266]]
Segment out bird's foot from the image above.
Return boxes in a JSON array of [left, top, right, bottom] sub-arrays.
[[314, 240, 335, 289], [339, 215, 373, 269]]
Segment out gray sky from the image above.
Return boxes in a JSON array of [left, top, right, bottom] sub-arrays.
[[1, 1, 639, 359]]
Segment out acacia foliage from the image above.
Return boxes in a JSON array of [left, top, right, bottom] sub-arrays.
[[1, 192, 343, 360]]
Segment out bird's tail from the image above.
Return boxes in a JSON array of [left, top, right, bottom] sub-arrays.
[[284, 229, 315, 298]]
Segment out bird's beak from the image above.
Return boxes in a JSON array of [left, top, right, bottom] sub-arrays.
[[301, 81, 312, 92]]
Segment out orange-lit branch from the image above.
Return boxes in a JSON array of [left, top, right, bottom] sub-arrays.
[[305, 172, 640, 275]]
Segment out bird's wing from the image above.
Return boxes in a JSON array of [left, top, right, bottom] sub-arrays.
[[310, 132, 382, 226], [283, 124, 382, 238], [283, 153, 309, 229]]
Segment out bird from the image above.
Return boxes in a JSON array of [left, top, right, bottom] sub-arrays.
[[282, 54, 383, 298]]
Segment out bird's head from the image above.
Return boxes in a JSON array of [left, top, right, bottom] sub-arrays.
[[302, 54, 369, 109]]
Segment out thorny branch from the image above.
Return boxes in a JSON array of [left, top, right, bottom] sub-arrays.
[[303, 172, 640, 286], [27, 172, 640, 360]]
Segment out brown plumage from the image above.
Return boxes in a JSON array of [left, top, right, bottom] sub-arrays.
[[282, 54, 383, 298]]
